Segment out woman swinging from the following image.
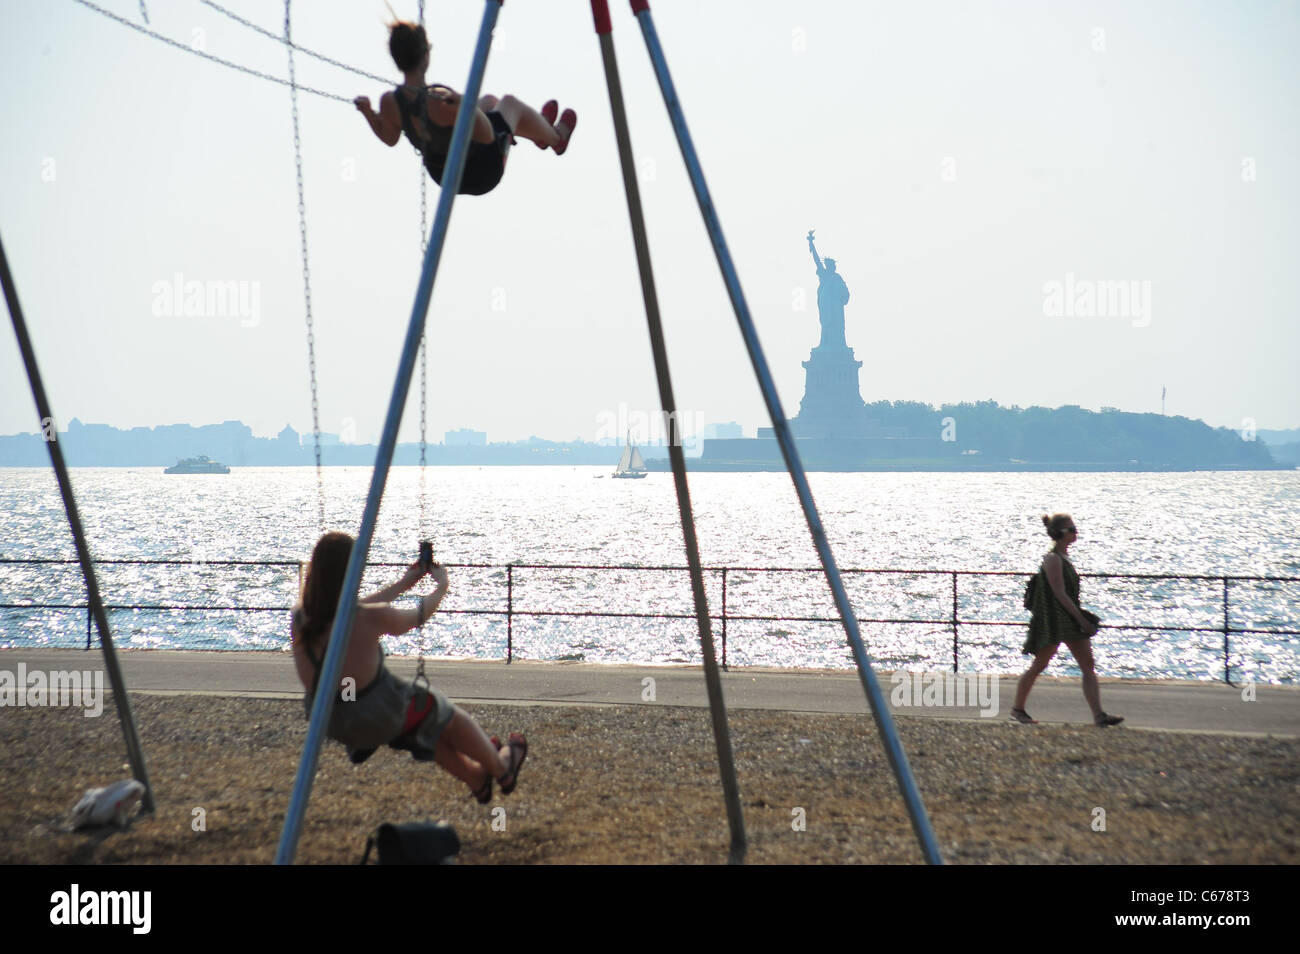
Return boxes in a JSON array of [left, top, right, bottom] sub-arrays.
[[291, 531, 526, 803], [354, 20, 576, 196]]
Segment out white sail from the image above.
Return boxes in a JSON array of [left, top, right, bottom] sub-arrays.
[[614, 430, 648, 478]]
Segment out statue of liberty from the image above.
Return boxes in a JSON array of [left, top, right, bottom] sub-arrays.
[[807, 229, 849, 349]]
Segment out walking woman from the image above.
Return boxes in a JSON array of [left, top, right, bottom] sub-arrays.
[[1012, 513, 1124, 727]]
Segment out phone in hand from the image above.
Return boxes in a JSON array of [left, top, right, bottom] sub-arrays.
[[419, 541, 433, 569]]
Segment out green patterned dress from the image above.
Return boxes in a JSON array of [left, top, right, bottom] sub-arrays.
[[1023, 553, 1085, 655]]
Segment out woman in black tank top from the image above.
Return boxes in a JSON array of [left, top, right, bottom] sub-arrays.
[[353, 21, 577, 196]]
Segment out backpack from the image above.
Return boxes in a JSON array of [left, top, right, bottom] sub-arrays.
[[1023, 571, 1039, 610]]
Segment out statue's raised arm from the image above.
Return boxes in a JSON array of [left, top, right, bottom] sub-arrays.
[[807, 229, 824, 272]]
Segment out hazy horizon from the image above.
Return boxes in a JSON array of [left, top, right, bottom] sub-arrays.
[[3, 400, 1297, 447], [3, 0, 1298, 445]]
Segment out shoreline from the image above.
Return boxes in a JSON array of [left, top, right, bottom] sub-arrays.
[[4, 648, 1297, 738], [2, 463, 1296, 472], [7, 644, 1298, 688]]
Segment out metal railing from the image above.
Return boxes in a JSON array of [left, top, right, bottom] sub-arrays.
[[1, 558, 1297, 684]]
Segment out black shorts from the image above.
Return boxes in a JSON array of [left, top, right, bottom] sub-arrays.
[[425, 110, 513, 196]]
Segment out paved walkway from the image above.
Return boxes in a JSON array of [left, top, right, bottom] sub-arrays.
[[3, 648, 1296, 737]]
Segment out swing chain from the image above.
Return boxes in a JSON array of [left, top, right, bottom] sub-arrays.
[[418, 162, 428, 544], [419, 337, 427, 542], [72, 0, 350, 104], [285, 0, 326, 532], [201, 0, 390, 85]]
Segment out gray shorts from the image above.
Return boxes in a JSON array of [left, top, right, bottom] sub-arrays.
[[304, 666, 454, 757]]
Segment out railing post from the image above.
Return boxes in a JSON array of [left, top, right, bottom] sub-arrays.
[[951, 571, 959, 673], [506, 563, 513, 664], [720, 567, 728, 670], [1222, 576, 1231, 685]]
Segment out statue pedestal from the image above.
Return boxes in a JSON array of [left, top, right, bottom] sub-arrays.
[[793, 344, 872, 439]]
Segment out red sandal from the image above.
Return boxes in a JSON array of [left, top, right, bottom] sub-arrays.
[[538, 100, 558, 149], [553, 108, 577, 155]]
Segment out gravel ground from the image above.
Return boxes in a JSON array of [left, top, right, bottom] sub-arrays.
[[1, 694, 1296, 865]]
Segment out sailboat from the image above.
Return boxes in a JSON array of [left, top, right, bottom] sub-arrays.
[[613, 432, 648, 479]]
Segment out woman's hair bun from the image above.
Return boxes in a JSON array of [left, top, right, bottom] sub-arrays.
[[1042, 513, 1073, 540]]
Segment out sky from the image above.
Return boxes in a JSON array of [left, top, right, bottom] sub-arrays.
[[2, 0, 1298, 445]]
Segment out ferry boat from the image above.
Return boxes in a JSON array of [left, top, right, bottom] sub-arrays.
[[164, 455, 230, 474]]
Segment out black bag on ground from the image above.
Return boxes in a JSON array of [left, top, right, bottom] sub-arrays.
[[360, 821, 461, 865]]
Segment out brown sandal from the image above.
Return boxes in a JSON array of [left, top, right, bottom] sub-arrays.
[[1010, 707, 1038, 724], [496, 732, 528, 795]]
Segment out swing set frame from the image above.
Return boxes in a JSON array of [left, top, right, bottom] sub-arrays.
[[3, 0, 942, 866], [276, 0, 942, 866]]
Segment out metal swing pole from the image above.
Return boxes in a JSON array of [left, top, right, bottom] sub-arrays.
[[0, 230, 155, 814], [590, 0, 746, 863], [625, 0, 943, 864], [275, 0, 503, 865]]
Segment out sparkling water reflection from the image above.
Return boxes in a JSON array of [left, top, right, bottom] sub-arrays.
[[1, 467, 1296, 682]]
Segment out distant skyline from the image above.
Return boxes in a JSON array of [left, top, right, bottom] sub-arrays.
[[6, 406, 1296, 451], [4, 405, 1289, 471], [3, 1, 1298, 445]]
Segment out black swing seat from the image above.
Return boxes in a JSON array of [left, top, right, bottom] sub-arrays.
[[347, 733, 437, 765], [302, 613, 439, 766], [347, 688, 438, 764]]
